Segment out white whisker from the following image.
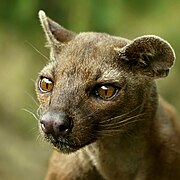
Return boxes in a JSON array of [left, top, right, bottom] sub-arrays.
[[99, 113, 146, 127], [99, 103, 144, 124], [24, 90, 39, 107], [24, 40, 50, 61], [97, 118, 146, 135], [36, 106, 41, 117], [100, 118, 146, 130], [30, 78, 36, 83], [22, 108, 38, 121]]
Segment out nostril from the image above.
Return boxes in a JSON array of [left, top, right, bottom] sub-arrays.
[[53, 116, 73, 136], [40, 120, 54, 134], [59, 124, 68, 132]]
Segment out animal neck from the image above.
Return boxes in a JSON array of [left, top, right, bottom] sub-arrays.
[[85, 124, 152, 179], [85, 85, 159, 180]]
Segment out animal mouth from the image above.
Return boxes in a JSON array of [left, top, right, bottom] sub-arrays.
[[44, 133, 97, 153], [44, 134, 82, 153], [53, 141, 79, 153]]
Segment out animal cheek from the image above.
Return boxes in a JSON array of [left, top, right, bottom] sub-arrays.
[[71, 118, 97, 141], [37, 94, 51, 107]]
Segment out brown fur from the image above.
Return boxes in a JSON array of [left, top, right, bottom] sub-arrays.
[[36, 10, 180, 180]]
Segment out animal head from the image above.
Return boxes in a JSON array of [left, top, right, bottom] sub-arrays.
[[36, 10, 175, 153]]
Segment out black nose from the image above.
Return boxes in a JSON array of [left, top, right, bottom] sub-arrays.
[[40, 111, 73, 137]]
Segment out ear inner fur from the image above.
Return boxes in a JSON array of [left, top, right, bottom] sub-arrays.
[[118, 35, 175, 78]]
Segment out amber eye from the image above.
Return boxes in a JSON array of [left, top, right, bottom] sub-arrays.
[[38, 77, 54, 93], [96, 85, 119, 100]]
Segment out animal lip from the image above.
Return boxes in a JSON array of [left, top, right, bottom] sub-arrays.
[[54, 140, 75, 148], [45, 134, 80, 152], [53, 140, 81, 153], [44, 132, 97, 153]]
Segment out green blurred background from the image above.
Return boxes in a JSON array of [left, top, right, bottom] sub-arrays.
[[0, 0, 179, 179]]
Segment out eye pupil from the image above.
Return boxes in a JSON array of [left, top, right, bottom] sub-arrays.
[[46, 83, 49, 89], [39, 77, 54, 93]]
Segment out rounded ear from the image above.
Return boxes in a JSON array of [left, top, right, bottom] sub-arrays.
[[118, 35, 175, 78], [38, 10, 76, 46]]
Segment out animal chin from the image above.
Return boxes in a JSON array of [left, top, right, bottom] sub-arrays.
[[52, 140, 80, 153]]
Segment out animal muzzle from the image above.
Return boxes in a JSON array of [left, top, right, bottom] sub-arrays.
[[40, 110, 73, 137]]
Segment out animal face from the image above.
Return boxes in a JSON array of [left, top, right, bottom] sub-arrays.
[[36, 11, 175, 153]]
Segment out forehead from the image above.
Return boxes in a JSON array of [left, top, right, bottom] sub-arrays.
[[55, 32, 129, 80]]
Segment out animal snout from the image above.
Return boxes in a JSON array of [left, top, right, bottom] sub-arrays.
[[40, 111, 73, 137]]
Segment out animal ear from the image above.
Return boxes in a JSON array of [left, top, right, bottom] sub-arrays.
[[118, 35, 175, 78], [38, 10, 76, 46]]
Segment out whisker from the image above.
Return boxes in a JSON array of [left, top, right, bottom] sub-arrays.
[[24, 40, 50, 61], [36, 133, 46, 143], [80, 103, 104, 121], [36, 106, 41, 117], [74, 137, 81, 147], [99, 113, 146, 127], [97, 132, 116, 137], [99, 118, 146, 130], [22, 108, 38, 121], [85, 108, 102, 119], [24, 90, 39, 107], [97, 118, 146, 135], [29, 126, 38, 135], [71, 101, 103, 122], [31, 78, 36, 83], [99, 103, 144, 124]]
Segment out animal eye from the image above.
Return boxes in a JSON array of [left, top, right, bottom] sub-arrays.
[[38, 77, 54, 93], [95, 84, 119, 100]]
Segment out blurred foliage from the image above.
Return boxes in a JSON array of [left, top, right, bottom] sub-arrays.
[[0, 0, 180, 179]]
